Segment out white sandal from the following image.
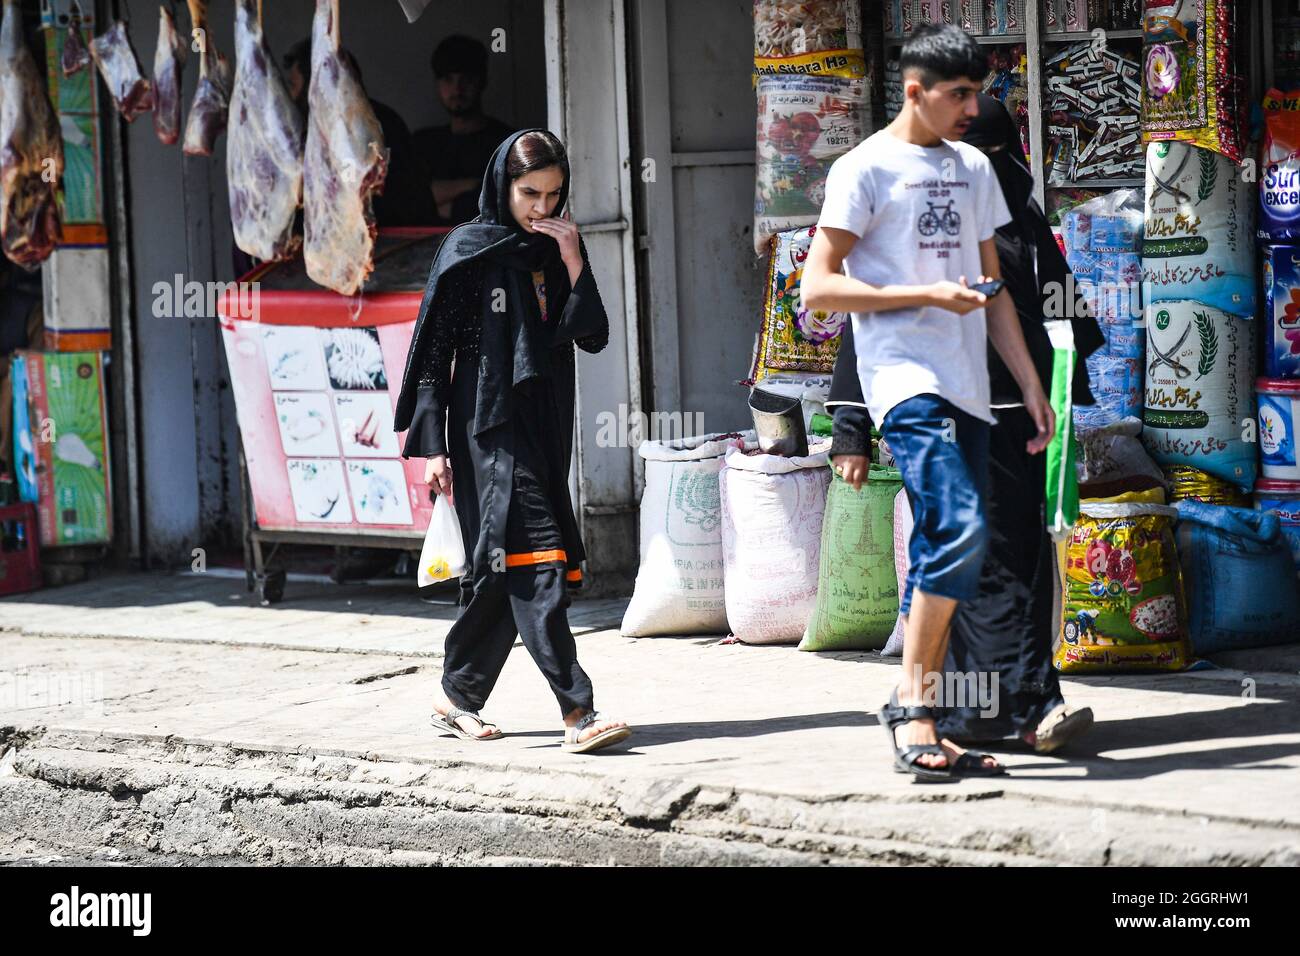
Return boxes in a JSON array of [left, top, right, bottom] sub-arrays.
[[562, 711, 632, 754], [1032, 704, 1094, 754], [431, 707, 504, 741]]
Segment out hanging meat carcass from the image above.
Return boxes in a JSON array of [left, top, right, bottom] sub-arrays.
[[182, 0, 231, 156], [228, 0, 304, 262], [61, 1, 91, 77], [0, 0, 64, 268], [303, 0, 387, 295], [90, 20, 154, 121], [152, 5, 185, 146]]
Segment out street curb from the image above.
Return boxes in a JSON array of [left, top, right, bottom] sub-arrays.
[[2, 726, 1296, 867]]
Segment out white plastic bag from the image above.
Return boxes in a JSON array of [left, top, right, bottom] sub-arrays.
[[418, 494, 466, 586]]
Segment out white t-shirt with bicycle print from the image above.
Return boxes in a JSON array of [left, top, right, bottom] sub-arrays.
[[817, 129, 1011, 426]]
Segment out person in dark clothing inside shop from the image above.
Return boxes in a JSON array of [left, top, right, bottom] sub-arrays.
[[282, 38, 433, 228], [827, 94, 1104, 756], [412, 35, 515, 225], [393, 129, 631, 754]]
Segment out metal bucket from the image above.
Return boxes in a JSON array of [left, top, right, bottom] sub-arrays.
[[748, 386, 808, 458]]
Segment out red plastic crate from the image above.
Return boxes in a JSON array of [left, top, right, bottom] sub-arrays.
[[0, 502, 42, 596]]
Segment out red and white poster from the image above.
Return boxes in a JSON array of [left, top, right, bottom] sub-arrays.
[[220, 313, 432, 534]]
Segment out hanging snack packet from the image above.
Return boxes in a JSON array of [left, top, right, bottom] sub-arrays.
[[1141, 0, 1244, 164], [753, 0, 864, 84], [754, 73, 867, 254], [753, 226, 848, 379]]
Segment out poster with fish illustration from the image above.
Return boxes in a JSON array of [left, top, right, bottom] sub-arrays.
[[346, 460, 413, 525], [274, 393, 339, 457], [220, 311, 430, 534], [286, 459, 352, 524], [262, 326, 327, 390], [12, 350, 112, 547]]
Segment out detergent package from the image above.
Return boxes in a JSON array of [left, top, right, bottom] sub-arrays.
[[1261, 244, 1300, 379], [1260, 88, 1300, 242]]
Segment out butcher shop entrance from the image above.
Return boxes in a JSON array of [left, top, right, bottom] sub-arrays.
[[4, 0, 642, 597]]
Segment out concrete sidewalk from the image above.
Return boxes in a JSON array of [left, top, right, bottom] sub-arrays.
[[1, 571, 1299, 866]]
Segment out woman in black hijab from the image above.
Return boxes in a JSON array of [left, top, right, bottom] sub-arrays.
[[828, 96, 1104, 755], [394, 129, 631, 754]]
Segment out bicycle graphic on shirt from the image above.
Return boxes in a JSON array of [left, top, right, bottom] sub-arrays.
[[917, 200, 961, 237]]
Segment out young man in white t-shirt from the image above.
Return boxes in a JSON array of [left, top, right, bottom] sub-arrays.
[[802, 24, 1055, 780]]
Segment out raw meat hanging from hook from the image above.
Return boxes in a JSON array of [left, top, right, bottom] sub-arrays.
[[89, 20, 154, 121], [302, 0, 388, 296], [0, 0, 65, 267], [227, 0, 304, 261], [182, 0, 231, 156], [151, 4, 185, 145]]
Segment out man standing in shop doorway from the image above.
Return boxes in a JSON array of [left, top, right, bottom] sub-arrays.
[[801, 24, 1055, 780], [412, 35, 515, 225]]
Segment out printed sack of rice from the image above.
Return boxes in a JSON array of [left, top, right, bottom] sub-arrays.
[[752, 0, 865, 84], [1142, 300, 1257, 489], [754, 73, 868, 255], [1174, 500, 1300, 655], [754, 226, 849, 380], [799, 464, 901, 651], [720, 440, 832, 644], [1054, 488, 1190, 673], [1142, 0, 1245, 163], [1142, 143, 1255, 317], [621, 432, 753, 637], [1259, 89, 1300, 243]]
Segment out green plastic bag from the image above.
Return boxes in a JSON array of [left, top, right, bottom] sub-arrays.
[[1046, 324, 1079, 541], [799, 464, 901, 651]]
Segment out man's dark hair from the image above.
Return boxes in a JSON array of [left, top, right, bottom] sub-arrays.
[[432, 35, 488, 79], [900, 24, 988, 89]]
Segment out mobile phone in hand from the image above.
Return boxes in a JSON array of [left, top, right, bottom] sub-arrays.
[[969, 279, 1005, 297]]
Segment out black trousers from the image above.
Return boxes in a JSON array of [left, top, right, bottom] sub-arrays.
[[935, 406, 1064, 742], [441, 566, 594, 717]]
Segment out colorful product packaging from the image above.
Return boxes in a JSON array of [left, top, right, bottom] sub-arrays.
[[753, 226, 848, 379], [11, 350, 112, 547], [1258, 378, 1300, 481], [1259, 89, 1300, 243], [1055, 488, 1190, 673], [1261, 244, 1300, 379], [753, 0, 865, 83]]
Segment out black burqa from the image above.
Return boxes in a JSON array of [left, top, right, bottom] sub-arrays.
[[827, 96, 1104, 741], [393, 128, 609, 596]]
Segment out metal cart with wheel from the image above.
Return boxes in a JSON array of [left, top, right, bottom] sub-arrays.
[[220, 228, 450, 604]]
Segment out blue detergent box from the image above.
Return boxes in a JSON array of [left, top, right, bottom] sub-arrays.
[[1262, 244, 1300, 379]]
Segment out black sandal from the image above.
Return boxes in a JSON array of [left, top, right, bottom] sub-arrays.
[[950, 749, 1008, 777], [878, 690, 954, 781]]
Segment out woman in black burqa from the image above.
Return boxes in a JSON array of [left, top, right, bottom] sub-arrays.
[[828, 95, 1104, 756], [393, 129, 631, 754]]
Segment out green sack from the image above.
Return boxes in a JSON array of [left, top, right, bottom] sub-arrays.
[[1046, 325, 1079, 540], [799, 463, 901, 651]]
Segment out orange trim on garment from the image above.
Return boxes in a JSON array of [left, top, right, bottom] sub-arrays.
[[504, 549, 567, 568], [565, 569, 583, 582]]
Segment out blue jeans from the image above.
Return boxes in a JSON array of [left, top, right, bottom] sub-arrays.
[[882, 394, 990, 613]]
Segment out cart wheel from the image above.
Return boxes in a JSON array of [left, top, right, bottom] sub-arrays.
[[257, 569, 286, 605]]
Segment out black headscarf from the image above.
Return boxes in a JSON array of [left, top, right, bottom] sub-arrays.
[[963, 95, 1104, 406], [393, 128, 568, 437]]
